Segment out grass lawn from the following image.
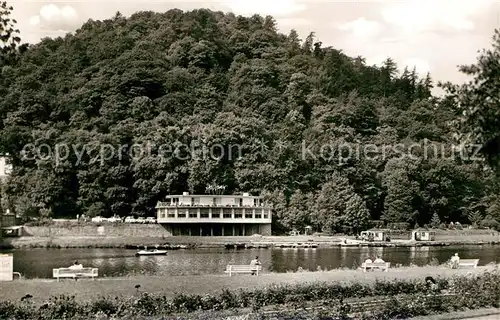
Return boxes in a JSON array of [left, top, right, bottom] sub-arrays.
[[0, 265, 495, 304]]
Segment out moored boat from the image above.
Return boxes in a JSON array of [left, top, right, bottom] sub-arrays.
[[339, 239, 363, 246], [135, 249, 168, 256]]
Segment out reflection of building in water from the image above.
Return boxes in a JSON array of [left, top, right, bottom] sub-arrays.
[[359, 247, 369, 258], [410, 246, 430, 260], [156, 192, 272, 236], [372, 247, 384, 258], [340, 246, 348, 261]]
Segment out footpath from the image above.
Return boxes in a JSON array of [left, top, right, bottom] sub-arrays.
[[410, 308, 500, 320]]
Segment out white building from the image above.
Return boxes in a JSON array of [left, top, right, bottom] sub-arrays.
[[156, 192, 272, 236]]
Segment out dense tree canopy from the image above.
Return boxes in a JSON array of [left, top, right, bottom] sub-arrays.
[[1, 5, 499, 233]]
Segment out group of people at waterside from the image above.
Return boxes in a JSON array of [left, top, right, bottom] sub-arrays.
[[363, 256, 385, 264], [449, 253, 460, 269], [363, 253, 461, 268]]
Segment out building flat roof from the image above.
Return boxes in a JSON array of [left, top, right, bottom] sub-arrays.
[[165, 194, 264, 198]]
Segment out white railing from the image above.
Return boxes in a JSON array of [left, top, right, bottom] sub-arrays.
[[156, 202, 271, 208]]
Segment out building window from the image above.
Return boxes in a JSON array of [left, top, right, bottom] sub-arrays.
[[211, 211, 221, 218], [223, 211, 232, 219], [235, 213, 243, 218], [245, 213, 253, 219], [189, 209, 198, 218], [255, 214, 262, 219], [160, 209, 166, 218], [167, 212, 175, 218], [177, 209, 186, 218], [200, 209, 209, 218], [264, 209, 270, 219]]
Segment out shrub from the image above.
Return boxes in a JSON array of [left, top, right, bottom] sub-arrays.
[[480, 218, 500, 231]]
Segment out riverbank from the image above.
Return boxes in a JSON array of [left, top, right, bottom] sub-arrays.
[[0, 265, 495, 303], [2, 224, 500, 249], [3, 235, 500, 249]]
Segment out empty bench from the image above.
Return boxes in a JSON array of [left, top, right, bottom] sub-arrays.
[[52, 268, 98, 281], [458, 259, 479, 268], [361, 262, 391, 272], [225, 265, 262, 276]]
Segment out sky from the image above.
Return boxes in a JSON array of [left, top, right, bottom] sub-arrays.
[[7, 0, 500, 87]]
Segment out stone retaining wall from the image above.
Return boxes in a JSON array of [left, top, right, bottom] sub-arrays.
[[23, 224, 172, 237]]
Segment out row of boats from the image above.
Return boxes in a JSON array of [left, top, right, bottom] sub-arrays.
[[225, 242, 320, 249], [137, 242, 321, 255]]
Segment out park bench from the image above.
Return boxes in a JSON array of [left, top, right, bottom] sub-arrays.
[[361, 262, 391, 272], [225, 265, 262, 276], [52, 267, 98, 281], [458, 259, 479, 268]]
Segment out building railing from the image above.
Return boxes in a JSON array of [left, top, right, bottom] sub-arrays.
[[157, 216, 271, 221], [156, 202, 271, 208], [156, 206, 272, 222]]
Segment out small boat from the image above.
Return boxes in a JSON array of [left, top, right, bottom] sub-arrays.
[[340, 239, 363, 247], [135, 249, 168, 256]]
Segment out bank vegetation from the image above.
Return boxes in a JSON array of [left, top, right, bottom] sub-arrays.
[[1, 270, 500, 319]]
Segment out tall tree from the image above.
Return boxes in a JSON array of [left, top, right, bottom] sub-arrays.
[[440, 29, 500, 169]]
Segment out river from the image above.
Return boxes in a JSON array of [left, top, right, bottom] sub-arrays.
[[2, 245, 499, 278]]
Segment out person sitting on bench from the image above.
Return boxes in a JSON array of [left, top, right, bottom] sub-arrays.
[[250, 256, 261, 275], [450, 253, 460, 269], [68, 261, 83, 269], [374, 256, 385, 263]]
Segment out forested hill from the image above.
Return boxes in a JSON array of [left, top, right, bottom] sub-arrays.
[[0, 8, 498, 234]]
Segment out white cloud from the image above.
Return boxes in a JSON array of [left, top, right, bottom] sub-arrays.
[[29, 16, 40, 26], [29, 4, 80, 31], [381, 0, 493, 32], [277, 17, 311, 27], [365, 55, 388, 67], [363, 56, 430, 77], [337, 17, 382, 37], [225, 0, 306, 17]]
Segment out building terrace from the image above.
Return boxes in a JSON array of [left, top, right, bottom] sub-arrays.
[[155, 192, 272, 236]]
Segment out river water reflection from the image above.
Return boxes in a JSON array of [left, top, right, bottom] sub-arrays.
[[1, 245, 499, 278]]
